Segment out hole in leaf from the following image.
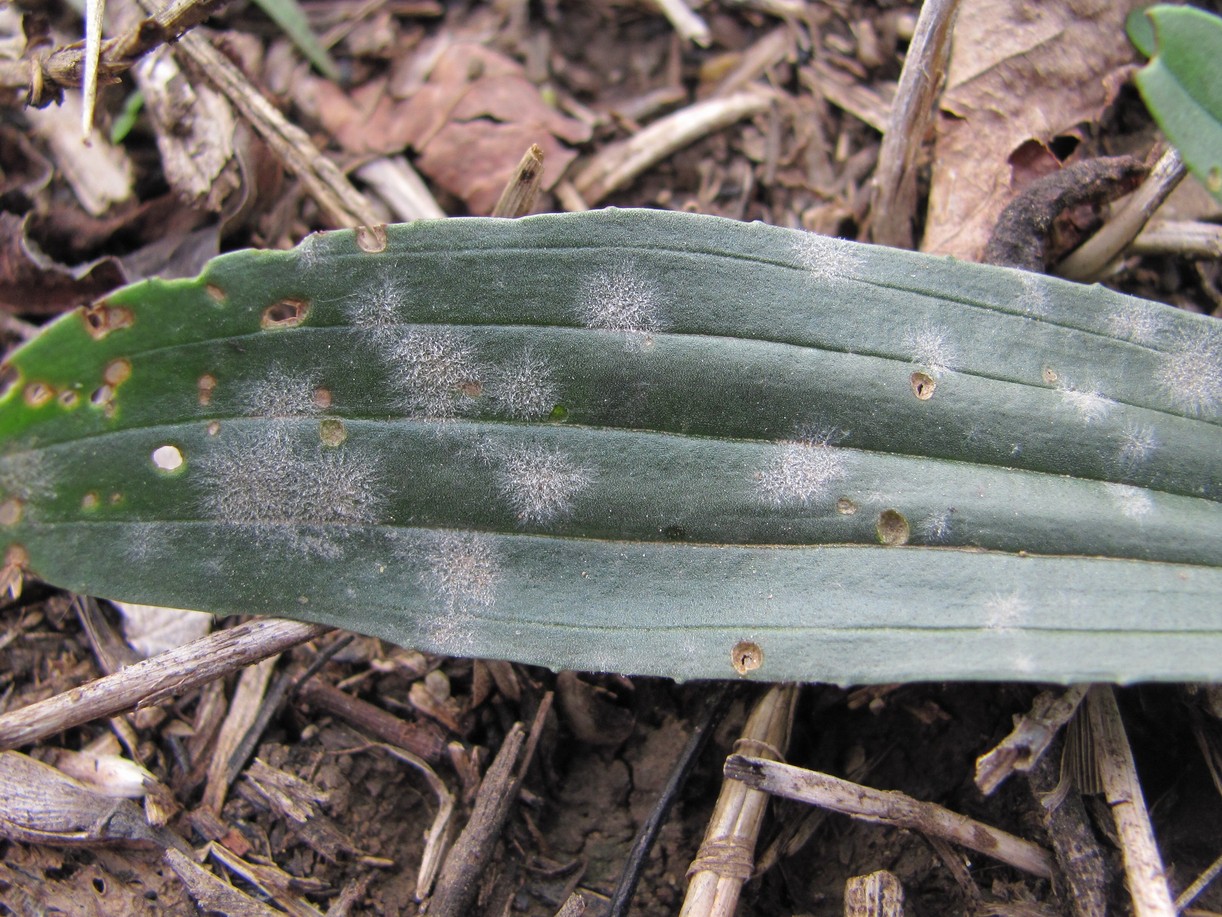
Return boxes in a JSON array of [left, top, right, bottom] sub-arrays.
[[1042, 366, 1058, 384], [876, 509, 910, 546], [731, 640, 763, 675], [151, 445, 184, 472], [23, 382, 54, 408], [58, 389, 79, 408], [910, 371, 936, 400], [81, 303, 133, 340], [836, 497, 858, 515], [90, 385, 114, 407], [355, 223, 388, 253], [261, 299, 309, 329]]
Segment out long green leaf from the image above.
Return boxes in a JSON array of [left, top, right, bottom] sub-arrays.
[[1, 210, 1219, 683]]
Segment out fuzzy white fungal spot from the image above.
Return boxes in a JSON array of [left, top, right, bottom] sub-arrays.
[[420, 530, 500, 614], [756, 428, 848, 508], [0, 448, 58, 504], [151, 445, 184, 472], [1055, 380, 1115, 424], [493, 442, 592, 525], [195, 427, 382, 558], [390, 328, 484, 419], [902, 323, 958, 377], [791, 231, 863, 281], [579, 262, 662, 335], [1104, 482, 1153, 519], [1107, 301, 1163, 344], [1155, 329, 1222, 416], [1016, 272, 1052, 317], [919, 508, 955, 544], [487, 350, 559, 419], [348, 275, 406, 341], [984, 592, 1029, 631], [1116, 423, 1159, 471], [241, 366, 322, 417]]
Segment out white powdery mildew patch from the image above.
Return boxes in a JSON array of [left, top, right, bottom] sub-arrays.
[[1016, 272, 1053, 317], [984, 592, 1030, 632], [919, 508, 955, 544], [1107, 301, 1164, 345], [579, 262, 663, 335], [241, 366, 322, 417], [415, 530, 501, 653], [1116, 423, 1159, 471], [1104, 482, 1153, 519], [195, 427, 382, 558], [902, 323, 958, 377], [0, 448, 57, 503], [1155, 328, 1222, 417], [493, 442, 592, 525], [1055, 380, 1115, 424], [346, 274, 407, 342], [389, 327, 484, 419], [487, 350, 559, 419], [791, 231, 864, 281], [756, 429, 849, 508]]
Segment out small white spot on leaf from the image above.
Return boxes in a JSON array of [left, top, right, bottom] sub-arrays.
[[151, 444, 184, 472], [1116, 423, 1159, 471], [902, 323, 958, 377], [791, 231, 863, 281], [492, 442, 592, 525], [1104, 482, 1153, 519], [579, 262, 662, 335], [756, 428, 848, 507], [241, 366, 322, 417], [919, 508, 955, 544], [487, 350, 559, 419], [390, 328, 484, 419], [1056, 380, 1115, 424], [984, 592, 1029, 631], [1155, 328, 1221, 417], [1107, 301, 1164, 344]]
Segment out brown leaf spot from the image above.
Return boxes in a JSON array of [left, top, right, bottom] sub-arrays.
[[0, 497, 23, 526], [876, 509, 911, 546], [23, 381, 54, 408], [910, 371, 937, 400], [103, 358, 132, 387], [731, 640, 764, 675], [81, 303, 134, 340], [312, 387, 333, 409], [205, 283, 226, 303], [355, 224, 388, 254], [57, 389, 79, 409], [262, 299, 309, 329], [198, 374, 217, 406], [836, 497, 858, 515], [81, 492, 100, 511], [319, 418, 347, 447]]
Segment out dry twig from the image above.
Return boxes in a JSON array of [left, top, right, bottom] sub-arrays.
[[976, 684, 1089, 795], [724, 754, 1054, 879], [491, 144, 546, 218], [844, 870, 904, 917], [0, 618, 328, 750]]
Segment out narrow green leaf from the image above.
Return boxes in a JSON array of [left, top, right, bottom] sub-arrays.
[[251, 0, 340, 82], [1, 210, 1219, 683], [1130, 5, 1222, 202]]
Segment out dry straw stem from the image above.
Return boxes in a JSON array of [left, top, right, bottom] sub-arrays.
[[1175, 849, 1222, 912], [573, 90, 774, 205], [868, 0, 959, 248], [0, 0, 229, 106], [975, 684, 1089, 795], [1085, 685, 1176, 917], [1057, 146, 1187, 282], [724, 755, 1054, 879], [355, 155, 446, 222], [844, 869, 904, 917], [1131, 219, 1222, 260], [0, 618, 328, 750], [491, 144, 546, 218], [164, 846, 285, 917], [652, 0, 712, 47], [296, 677, 446, 761], [679, 684, 799, 917], [200, 653, 279, 814]]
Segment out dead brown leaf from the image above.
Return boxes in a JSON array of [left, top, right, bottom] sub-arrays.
[[923, 0, 1145, 260]]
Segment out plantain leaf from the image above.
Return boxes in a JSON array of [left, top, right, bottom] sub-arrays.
[[1, 210, 1219, 684], [1128, 4, 1222, 203]]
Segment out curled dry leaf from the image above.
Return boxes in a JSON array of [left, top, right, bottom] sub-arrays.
[[924, 0, 1146, 260]]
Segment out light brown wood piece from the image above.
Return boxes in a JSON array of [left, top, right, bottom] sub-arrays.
[[844, 869, 904, 917], [0, 619, 328, 750], [724, 753, 1054, 879], [491, 144, 546, 218], [976, 684, 1089, 795]]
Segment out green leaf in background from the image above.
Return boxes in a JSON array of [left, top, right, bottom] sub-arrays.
[[1, 210, 1219, 684], [1127, 4, 1222, 202], [252, 0, 340, 82]]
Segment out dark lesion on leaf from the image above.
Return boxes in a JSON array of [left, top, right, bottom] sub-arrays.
[[80, 302, 134, 340]]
